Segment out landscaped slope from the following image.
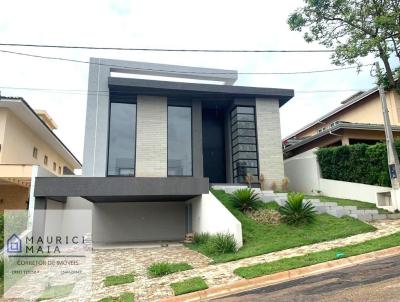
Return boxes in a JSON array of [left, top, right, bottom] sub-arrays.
[[188, 190, 376, 263]]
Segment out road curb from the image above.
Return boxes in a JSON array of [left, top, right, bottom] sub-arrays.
[[159, 246, 400, 302]]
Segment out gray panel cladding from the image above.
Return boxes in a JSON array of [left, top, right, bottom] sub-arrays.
[[34, 177, 209, 197], [83, 59, 110, 176], [108, 77, 294, 105]]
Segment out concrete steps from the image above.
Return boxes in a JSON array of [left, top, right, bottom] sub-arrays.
[[305, 199, 400, 222]]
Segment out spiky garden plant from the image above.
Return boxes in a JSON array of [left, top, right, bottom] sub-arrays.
[[229, 188, 261, 212], [279, 192, 316, 225]]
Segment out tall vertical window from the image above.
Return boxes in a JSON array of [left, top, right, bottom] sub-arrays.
[[107, 102, 137, 176], [231, 106, 259, 183], [168, 106, 192, 176]]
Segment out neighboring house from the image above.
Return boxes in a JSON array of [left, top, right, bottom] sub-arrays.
[[32, 58, 294, 245], [283, 88, 400, 158], [0, 96, 81, 211]]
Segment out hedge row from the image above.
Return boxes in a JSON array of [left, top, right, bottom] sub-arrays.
[[316, 140, 400, 187]]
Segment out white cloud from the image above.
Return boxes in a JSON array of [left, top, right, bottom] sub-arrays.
[[0, 0, 379, 162]]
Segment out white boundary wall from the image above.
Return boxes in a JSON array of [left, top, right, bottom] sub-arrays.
[[188, 192, 243, 248], [319, 178, 391, 204], [284, 149, 399, 210], [283, 150, 320, 194]]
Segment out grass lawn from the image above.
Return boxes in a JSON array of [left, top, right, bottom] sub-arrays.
[[99, 292, 134, 302], [37, 284, 74, 301], [147, 262, 193, 277], [104, 273, 135, 287], [187, 190, 376, 263], [234, 231, 400, 279], [170, 277, 208, 296], [304, 195, 390, 214]]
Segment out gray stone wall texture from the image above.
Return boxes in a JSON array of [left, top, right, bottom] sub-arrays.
[[256, 98, 284, 185], [135, 95, 168, 177]]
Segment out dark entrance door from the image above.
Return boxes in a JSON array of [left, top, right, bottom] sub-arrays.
[[202, 108, 226, 183]]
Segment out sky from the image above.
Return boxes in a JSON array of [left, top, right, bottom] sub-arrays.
[[0, 0, 379, 163]]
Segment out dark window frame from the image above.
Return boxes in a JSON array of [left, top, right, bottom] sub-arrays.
[[230, 105, 260, 184], [106, 99, 138, 177], [167, 104, 193, 177]]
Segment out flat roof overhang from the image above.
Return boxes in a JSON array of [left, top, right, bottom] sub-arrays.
[[34, 177, 209, 202], [108, 77, 294, 107]]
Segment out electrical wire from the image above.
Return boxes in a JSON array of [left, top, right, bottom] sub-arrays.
[[0, 43, 335, 53], [0, 49, 369, 75], [0, 85, 368, 95]]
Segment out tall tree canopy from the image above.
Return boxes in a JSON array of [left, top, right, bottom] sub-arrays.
[[288, 0, 400, 89]]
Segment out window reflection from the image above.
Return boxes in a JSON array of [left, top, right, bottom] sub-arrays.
[[168, 106, 192, 176], [108, 102, 136, 176]]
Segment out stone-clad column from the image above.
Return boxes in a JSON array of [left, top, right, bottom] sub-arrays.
[[135, 95, 168, 177], [256, 98, 284, 185]]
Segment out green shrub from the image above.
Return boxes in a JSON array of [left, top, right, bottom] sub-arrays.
[[192, 233, 210, 245], [315, 141, 400, 187], [147, 262, 193, 277], [229, 188, 262, 212], [279, 192, 316, 225], [205, 233, 237, 255]]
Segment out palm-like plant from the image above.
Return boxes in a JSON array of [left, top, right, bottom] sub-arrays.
[[279, 192, 316, 225], [230, 188, 261, 212]]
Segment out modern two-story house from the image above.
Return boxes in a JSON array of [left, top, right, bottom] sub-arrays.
[[32, 58, 294, 246]]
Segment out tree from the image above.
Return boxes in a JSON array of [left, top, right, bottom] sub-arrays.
[[288, 0, 400, 89]]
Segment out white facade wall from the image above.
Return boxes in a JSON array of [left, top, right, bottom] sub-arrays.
[[135, 95, 168, 177], [188, 193, 243, 248], [256, 99, 284, 185]]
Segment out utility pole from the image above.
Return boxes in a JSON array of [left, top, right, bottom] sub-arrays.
[[375, 61, 400, 189]]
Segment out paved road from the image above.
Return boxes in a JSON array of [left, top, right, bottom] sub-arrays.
[[213, 255, 400, 302]]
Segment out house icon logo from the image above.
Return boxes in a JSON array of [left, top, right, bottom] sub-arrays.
[[7, 234, 22, 253]]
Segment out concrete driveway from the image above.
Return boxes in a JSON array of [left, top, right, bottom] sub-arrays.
[[213, 255, 400, 302]]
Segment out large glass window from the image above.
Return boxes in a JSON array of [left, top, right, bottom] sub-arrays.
[[107, 102, 137, 176], [168, 106, 192, 176]]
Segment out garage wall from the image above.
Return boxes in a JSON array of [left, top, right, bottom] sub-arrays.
[[92, 201, 186, 243]]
